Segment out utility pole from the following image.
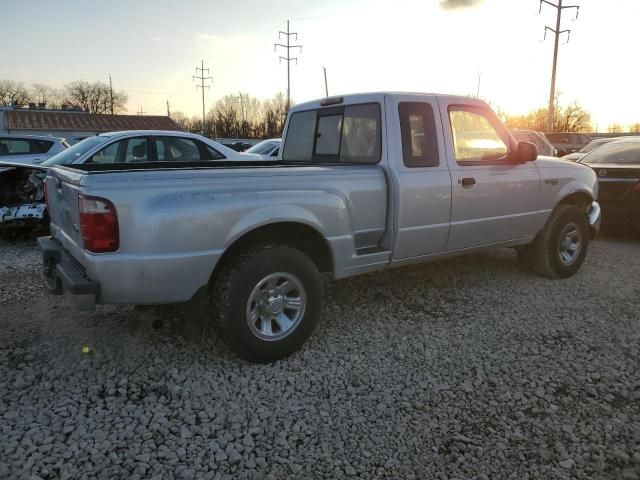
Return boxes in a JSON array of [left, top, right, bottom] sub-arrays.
[[137, 106, 146, 116], [323, 66, 328, 97], [233, 93, 246, 123], [193, 60, 212, 136], [166, 100, 171, 117], [233, 93, 247, 137], [476, 71, 481, 99], [108, 75, 114, 115], [541, 0, 579, 132], [274, 20, 302, 114]]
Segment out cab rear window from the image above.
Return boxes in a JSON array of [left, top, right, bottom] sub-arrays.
[[282, 103, 381, 164]]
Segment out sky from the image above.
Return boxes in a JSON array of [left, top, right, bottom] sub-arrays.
[[1, 0, 639, 128]]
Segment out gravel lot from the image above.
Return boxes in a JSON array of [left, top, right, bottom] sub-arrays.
[[1, 232, 639, 480]]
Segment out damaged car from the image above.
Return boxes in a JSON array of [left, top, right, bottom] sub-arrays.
[[0, 162, 48, 232], [1, 130, 260, 233]]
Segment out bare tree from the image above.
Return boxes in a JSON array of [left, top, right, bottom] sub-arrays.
[[629, 123, 640, 134], [0, 80, 32, 106], [504, 101, 591, 132], [608, 123, 623, 134], [30, 83, 62, 107], [170, 111, 191, 130], [63, 81, 128, 114]]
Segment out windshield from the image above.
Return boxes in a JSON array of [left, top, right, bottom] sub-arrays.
[[41, 137, 107, 166], [582, 142, 640, 165], [246, 140, 278, 155], [579, 139, 610, 154]]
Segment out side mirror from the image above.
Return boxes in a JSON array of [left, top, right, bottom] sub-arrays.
[[516, 141, 538, 163]]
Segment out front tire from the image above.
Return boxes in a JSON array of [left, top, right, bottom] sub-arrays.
[[521, 204, 590, 279], [211, 245, 323, 363]]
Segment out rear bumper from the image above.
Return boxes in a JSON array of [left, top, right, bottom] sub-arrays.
[[37, 236, 98, 311], [587, 201, 602, 238]]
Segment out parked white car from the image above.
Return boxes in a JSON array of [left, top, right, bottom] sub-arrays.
[[0, 134, 69, 166], [41, 130, 261, 167], [245, 139, 281, 159]]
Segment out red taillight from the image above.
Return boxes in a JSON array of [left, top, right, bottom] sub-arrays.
[[634, 181, 640, 192], [78, 194, 119, 253]]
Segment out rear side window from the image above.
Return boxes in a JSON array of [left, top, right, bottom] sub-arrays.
[[282, 103, 381, 164], [282, 110, 317, 161], [155, 137, 201, 162], [202, 143, 226, 160], [0, 138, 51, 155], [399, 102, 439, 167], [32, 140, 54, 153], [340, 104, 381, 163]]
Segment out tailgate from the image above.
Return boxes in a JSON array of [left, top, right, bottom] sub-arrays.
[[46, 167, 86, 251]]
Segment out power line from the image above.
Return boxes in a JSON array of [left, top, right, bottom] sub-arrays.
[[274, 20, 302, 113], [540, 0, 579, 131], [193, 60, 213, 136]]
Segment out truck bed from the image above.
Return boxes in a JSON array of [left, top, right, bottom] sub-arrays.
[[46, 161, 391, 304]]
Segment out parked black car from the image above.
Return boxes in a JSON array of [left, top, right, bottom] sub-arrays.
[[579, 138, 640, 230]]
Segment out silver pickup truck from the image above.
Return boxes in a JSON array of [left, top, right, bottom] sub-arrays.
[[38, 92, 601, 362]]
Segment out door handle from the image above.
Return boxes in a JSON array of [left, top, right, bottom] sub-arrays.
[[459, 177, 476, 186]]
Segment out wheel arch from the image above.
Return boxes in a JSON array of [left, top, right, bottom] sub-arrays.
[[211, 221, 334, 284], [558, 190, 593, 211]]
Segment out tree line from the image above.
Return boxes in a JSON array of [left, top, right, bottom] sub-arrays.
[[0, 79, 128, 114], [502, 95, 640, 134], [170, 92, 289, 139], [4, 78, 639, 136]]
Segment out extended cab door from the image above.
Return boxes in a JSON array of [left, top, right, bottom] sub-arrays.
[[440, 101, 543, 250], [386, 95, 452, 259]]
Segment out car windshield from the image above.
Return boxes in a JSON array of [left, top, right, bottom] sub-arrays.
[[581, 142, 640, 165], [41, 137, 107, 166], [246, 140, 278, 155], [579, 139, 610, 154]]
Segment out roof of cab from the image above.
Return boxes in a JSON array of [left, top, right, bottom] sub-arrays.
[[291, 92, 490, 112]]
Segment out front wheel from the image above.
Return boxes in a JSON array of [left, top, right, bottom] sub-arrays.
[[520, 204, 590, 279], [210, 245, 323, 363]]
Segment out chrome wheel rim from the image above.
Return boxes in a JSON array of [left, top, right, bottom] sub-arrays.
[[558, 222, 582, 266], [245, 272, 306, 341]]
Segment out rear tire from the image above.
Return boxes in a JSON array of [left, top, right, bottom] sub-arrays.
[[210, 245, 323, 363], [520, 204, 589, 279]]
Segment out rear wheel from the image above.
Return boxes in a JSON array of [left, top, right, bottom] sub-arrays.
[[519, 204, 589, 278], [210, 245, 323, 362]]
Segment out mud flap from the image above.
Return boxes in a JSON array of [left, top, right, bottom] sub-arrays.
[[179, 286, 209, 343]]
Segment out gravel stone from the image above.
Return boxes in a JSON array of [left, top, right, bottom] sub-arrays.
[[1, 232, 639, 479]]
